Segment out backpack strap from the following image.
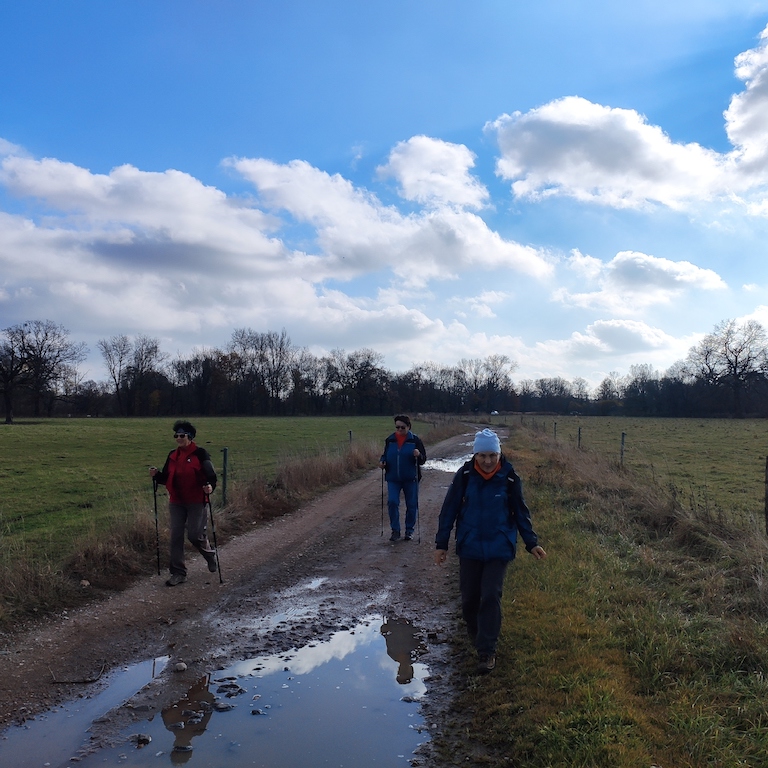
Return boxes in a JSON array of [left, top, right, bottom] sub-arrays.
[[459, 460, 518, 521]]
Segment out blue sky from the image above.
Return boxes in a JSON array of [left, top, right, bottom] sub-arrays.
[[3, 1, 768, 390]]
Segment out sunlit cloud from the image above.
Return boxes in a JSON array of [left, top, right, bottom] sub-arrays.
[[553, 249, 727, 312], [376, 135, 490, 209], [488, 23, 768, 213]]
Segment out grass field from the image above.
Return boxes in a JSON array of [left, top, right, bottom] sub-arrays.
[[500, 415, 768, 525], [431, 417, 768, 767], [0, 416, 415, 560]]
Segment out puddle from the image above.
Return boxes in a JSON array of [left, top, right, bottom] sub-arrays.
[[2, 617, 429, 767], [0, 656, 169, 768], [423, 454, 472, 474]]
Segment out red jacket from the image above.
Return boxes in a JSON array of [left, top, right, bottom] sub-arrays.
[[155, 442, 217, 504]]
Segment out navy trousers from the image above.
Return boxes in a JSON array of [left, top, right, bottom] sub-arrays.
[[386, 479, 419, 534], [459, 558, 509, 656]]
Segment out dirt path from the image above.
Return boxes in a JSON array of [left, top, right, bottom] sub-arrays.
[[0, 429, 484, 758]]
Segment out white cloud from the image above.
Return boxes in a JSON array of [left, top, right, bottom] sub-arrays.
[[452, 290, 512, 319], [0, 142, 557, 381], [489, 96, 727, 210], [376, 135, 489, 209], [228, 156, 553, 284], [488, 24, 768, 213], [0, 156, 281, 264], [554, 249, 726, 311], [725, 25, 768, 172], [513, 319, 699, 386]]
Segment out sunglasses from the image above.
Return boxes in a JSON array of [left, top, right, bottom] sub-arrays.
[[173, 433, 189, 438]]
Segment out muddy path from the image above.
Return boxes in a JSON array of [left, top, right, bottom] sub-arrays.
[[0, 428, 486, 760]]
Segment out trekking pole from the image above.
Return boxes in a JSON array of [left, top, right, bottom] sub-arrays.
[[380, 468, 385, 536], [206, 493, 223, 583], [416, 508, 421, 544], [152, 478, 161, 575]]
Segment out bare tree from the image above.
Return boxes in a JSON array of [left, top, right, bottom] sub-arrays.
[[483, 354, 517, 411], [97, 334, 132, 415], [595, 371, 624, 401], [15, 320, 87, 416], [123, 335, 168, 416], [262, 329, 297, 409], [685, 319, 768, 417], [535, 377, 572, 412], [570, 377, 591, 402], [456, 358, 485, 410], [0, 325, 27, 424]]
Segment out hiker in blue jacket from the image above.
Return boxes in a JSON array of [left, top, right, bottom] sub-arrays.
[[379, 415, 427, 542], [434, 428, 546, 674]]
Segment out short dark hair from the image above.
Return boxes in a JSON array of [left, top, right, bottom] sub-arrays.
[[393, 414, 411, 428], [172, 419, 196, 438]]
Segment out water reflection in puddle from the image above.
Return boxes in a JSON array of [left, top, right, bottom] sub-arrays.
[[423, 454, 472, 474], [0, 656, 169, 768], [59, 615, 428, 767]]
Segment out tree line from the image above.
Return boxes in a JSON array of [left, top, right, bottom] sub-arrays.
[[2, 318, 768, 423]]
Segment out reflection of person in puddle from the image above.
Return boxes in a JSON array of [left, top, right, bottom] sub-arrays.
[[380, 617, 418, 684], [434, 429, 547, 675], [161, 674, 215, 762]]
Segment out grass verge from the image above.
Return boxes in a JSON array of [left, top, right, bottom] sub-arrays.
[[432, 422, 768, 767]]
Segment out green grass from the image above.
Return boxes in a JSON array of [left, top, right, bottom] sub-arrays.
[[433, 421, 768, 767], [520, 415, 768, 523], [0, 416, 408, 560]]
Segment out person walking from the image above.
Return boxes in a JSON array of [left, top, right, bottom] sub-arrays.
[[379, 415, 426, 541], [150, 420, 218, 587], [434, 428, 546, 673]]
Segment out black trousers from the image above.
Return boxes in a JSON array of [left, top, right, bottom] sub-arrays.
[[459, 558, 509, 656]]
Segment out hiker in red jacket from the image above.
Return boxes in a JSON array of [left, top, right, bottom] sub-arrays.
[[150, 420, 218, 586]]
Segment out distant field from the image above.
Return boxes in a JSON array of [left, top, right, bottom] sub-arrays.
[[507, 415, 768, 523], [0, 416, 410, 559]]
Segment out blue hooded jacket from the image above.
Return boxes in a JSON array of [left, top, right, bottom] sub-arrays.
[[380, 430, 427, 483], [435, 457, 538, 561]]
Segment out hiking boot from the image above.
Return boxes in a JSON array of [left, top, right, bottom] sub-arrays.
[[404, 532, 414, 541], [476, 654, 496, 674], [389, 531, 401, 542], [202, 550, 217, 573], [165, 573, 187, 587]]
